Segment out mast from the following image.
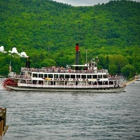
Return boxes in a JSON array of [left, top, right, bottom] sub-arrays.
[[86, 48, 87, 63]]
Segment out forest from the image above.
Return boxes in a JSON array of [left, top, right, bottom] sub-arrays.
[[0, 0, 140, 78]]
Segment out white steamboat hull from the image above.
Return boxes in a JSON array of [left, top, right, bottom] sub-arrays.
[[6, 85, 126, 93]]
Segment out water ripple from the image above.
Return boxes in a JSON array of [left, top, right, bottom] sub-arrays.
[[0, 79, 140, 140]]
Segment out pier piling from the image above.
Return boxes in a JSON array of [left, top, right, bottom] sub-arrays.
[[0, 108, 9, 138]]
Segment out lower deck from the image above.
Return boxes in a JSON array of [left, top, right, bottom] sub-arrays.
[[19, 78, 121, 88], [18, 82, 121, 89], [6, 85, 126, 93]]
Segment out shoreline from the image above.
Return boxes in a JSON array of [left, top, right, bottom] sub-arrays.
[[126, 79, 137, 85]]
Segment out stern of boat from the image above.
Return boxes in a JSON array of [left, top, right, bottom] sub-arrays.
[[2, 78, 18, 90]]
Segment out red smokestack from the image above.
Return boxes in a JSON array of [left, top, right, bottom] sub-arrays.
[[76, 43, 79, 52], [76, 43, 79, 66]]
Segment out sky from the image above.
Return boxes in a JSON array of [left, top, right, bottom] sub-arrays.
[[53, 0, 140, 6]]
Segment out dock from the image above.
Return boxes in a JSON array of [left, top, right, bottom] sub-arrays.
[[126, 79, 137, 85], [0, 108, 9, 139]]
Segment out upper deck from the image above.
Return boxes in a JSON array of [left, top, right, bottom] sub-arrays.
[[21, 67, 108, 74]]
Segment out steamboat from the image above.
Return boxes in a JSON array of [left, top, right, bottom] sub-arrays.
[[3, 43, 126, 93]]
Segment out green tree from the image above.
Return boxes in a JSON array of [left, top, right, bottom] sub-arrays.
[[40, 59, 56, 67], [0, 65, 9, 76], [121, 64, 136, 78], [108, 65, 118, 75]]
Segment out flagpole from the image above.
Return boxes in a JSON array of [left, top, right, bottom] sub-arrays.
[[9, 61, 12, 72]]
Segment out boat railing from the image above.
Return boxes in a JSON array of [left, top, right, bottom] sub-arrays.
[[21, 67, 108, 73], [18, 83, 119, 88], [9, 73, 124, 85], [108, 76, 125, 80], [9, 74, 31, 79]]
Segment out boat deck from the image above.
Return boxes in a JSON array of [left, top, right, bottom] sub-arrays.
[[21, 67, 108, 73]]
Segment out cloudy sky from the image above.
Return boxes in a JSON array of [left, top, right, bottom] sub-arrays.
[[53, 0, 140, 6]]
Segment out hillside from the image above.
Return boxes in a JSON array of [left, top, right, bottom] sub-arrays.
[[0, 0, 140, 78]]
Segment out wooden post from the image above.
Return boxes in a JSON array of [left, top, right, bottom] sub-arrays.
[[0, 120, 3, 136], [3, 109, 6, 130], [0, 108, 9, 137]]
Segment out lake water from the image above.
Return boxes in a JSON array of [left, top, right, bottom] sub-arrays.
[[0, 79, 140, 140]]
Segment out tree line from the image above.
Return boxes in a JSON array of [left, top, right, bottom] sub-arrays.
[[0, 0, 140, 78]]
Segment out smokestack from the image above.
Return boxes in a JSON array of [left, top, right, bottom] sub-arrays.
[[76, 43, 79, 65], [26, 58, 31, 68]]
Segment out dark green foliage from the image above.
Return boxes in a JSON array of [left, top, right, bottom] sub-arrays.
[[108, 65, 118, 75], [121, 64, 136, 78], [0, 0, 140, 78]]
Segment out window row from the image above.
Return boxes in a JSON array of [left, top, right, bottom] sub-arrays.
[[32, 73, 108, 79]]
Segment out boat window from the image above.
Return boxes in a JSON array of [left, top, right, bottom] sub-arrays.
[[65, 75, 70, 78], [82, 75, 86, 79], [98, 75, 102, 78], [39, 81, 43, 84], [103, 81, 108, 85], [71, 75, 75, 78], [76, 75, 80, 78], [21, 80, 26, 83], [109, 81, 113, 85], [103, 74, 108, 78], [60, 74, 64, 78], [98, 81, 102, 85], [39, 74, 43, 78], [27, 80, 32, 84], [20, 72, 24, 75], [33, 80, 37, 84], [33, 73, 38, 77], [93, 75, 97, 78], [48, 74, 53, 78], [87, 75, 91, 78], [54, 74, 58, 78], [44, 74, 47, 78]]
